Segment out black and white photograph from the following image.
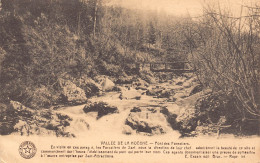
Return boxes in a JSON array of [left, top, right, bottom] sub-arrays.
[[0, 0, 259, 162]]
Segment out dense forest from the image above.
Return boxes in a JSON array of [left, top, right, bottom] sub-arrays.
[[0, 0, 259, 137], [0, 0, 195, 106]]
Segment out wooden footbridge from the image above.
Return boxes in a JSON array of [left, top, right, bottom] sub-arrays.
[[137, 61, 195, 73]]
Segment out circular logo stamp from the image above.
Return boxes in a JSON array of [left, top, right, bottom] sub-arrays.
[[18, 141, 37, 159]]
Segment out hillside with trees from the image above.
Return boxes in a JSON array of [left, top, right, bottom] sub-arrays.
[[0, 0, 192, 106]]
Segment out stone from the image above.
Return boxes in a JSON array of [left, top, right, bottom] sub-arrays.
[[130, 107, 142, 112], [167, 97, 177, 102], [9, 101, 35, 120], [135, 86, 147, 91], [0, 102, 35, 135], [77, 76, 101, 97], [0, 101, 76, 137], [175, 108, 199, 135], [10, 101, 34, 112], [13, 120, 31, 136], [189, 84, 203, 96], [115, 76, 134, 84], [176, 81, 183, 86], [95, 75, 115, 91], [83, 102, 119, 119], [146, 88, 161, 96], [146, 87, 175, 98], [125, 107, 170, 135], [112, 86, 123, 92], [133, 78, 149, 87], [58, 78, 87, 105], [101, 77, 115, 91], [158, 90, 172, 98]]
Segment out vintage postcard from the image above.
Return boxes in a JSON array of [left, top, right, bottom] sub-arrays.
[[0, 0, 259, 162]]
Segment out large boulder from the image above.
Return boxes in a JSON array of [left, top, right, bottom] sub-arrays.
[[0, 103, 17, 135], [58, 79, 87, 105], [175, 91, 260, 137], [37, 111, 73, 137], [94, 75, 115, 92], [10, 100, 35, 119], [125, 107, 170, 135], [76, 76, 101, 97], [102, 77, 115, 91], [194, 92, 239, 124], [13, 120, 40, 136], [10, 100, 34, 111], [83, 102, 119, 119], [194, 92, 259, 136], [146, 87, 175, 98], [1, 101, 36, 135], [13, 110, 74, 137], [0, 101, 76, 137], [175, 108, 199, 136]]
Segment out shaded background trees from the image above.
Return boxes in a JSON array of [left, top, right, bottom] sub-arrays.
[[0, 0, 194, 106]]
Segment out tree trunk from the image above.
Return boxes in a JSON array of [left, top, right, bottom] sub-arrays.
[[93, 0, 98, 38]]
